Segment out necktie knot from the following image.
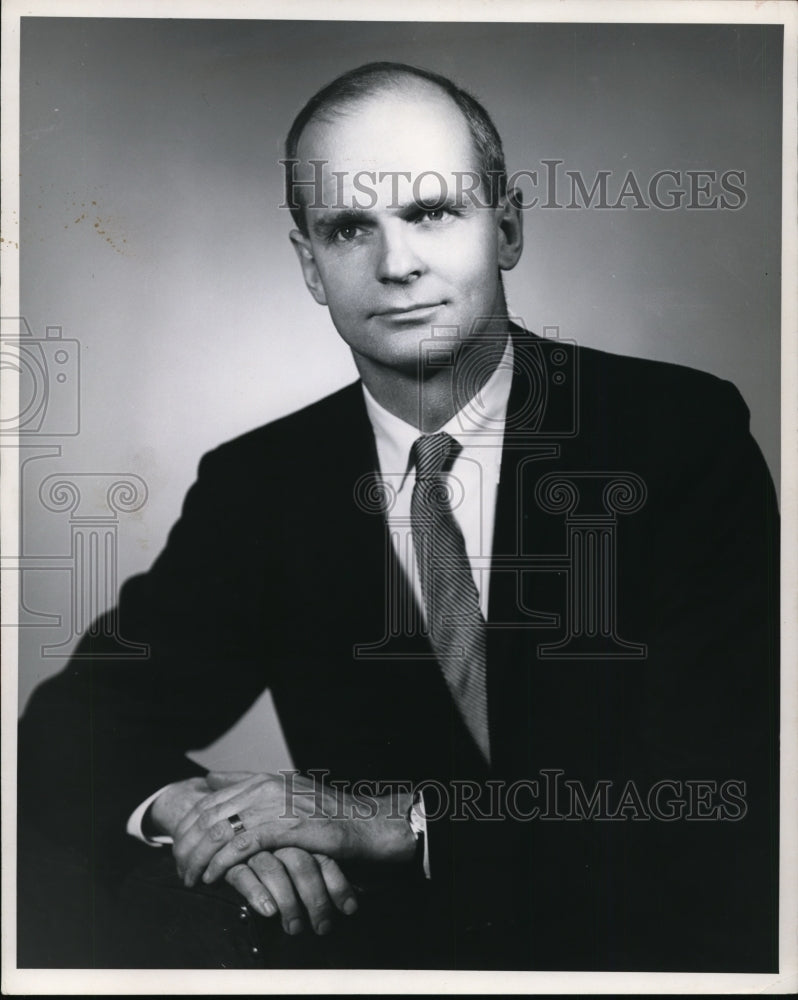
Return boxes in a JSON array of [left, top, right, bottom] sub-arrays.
[[411, 432, 462, 480]]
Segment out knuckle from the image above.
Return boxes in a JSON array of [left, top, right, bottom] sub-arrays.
[[232, 834, 251, 852], [290, 853, 317, 876], [306, 890, 331, 913], [209, 821, 229, 843], [274, 846, 303, 865], [316, 856, 347, 891], [224, 864, 248, 885], [279, 897, 302, 920], [307, 900, 334, 931], [324, 882, 348, 904], [249, 854, 282, 878]]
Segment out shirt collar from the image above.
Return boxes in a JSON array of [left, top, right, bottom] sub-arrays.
[[363, 335, 515, 487]]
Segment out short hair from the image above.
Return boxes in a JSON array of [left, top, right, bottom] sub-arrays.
[[284, 61, 507, 235]]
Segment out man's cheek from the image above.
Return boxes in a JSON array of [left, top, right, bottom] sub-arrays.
[[442, 241, 495, 282]]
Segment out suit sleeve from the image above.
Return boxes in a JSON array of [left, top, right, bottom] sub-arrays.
[[18, 446, 273, 868]]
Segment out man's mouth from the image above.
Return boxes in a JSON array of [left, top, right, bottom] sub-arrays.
[[372, 302, 445, 320]]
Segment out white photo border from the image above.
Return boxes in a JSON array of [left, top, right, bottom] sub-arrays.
[[2, 0, 795, 994]]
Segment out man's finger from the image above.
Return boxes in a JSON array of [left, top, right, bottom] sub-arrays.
[[176, 773, 312, 870], [206, 770, 258, 789], [173, 783, 248, 844], [193, 820, 268, 885], [173, 774, 272, 865], [247, 851, 305, 935], [274, 847, 334, 936], [224, 863, 277, 920], [173, 799, 243, 879], [176, 808, 254, 886], [313, 852, 358, 916], [200, 819, 348, 885]]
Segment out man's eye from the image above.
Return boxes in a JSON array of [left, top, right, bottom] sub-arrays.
[[416, 207, 459, 224], [331, 225, 362, 243]]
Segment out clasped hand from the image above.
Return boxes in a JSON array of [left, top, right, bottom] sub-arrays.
[[151, 771, 415, 936]]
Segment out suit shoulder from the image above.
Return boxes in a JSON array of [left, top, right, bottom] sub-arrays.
[[516, 328, 745, 417], [196, 381, 364, 474], [571, 340, 749, 427], [574, 339, 738, 394]]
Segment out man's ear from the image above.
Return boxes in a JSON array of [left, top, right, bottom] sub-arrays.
[[289, 230, 327, 305], [496, 192, 524, 271]]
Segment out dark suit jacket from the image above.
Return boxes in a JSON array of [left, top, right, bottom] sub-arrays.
[[19, 328, 779, 970]]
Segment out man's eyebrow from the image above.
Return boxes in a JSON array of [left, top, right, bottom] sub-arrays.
[[397, 194, 469, 217]]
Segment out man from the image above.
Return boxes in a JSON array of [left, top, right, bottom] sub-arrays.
[[18, 62, 779, 971]]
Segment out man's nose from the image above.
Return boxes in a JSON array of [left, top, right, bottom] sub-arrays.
[[375, 222, 424, 283]]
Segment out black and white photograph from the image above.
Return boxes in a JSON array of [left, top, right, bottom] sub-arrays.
[[2, 0, 796, 993]]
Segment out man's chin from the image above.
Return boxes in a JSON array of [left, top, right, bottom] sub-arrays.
[[345, 325, 441, 371]]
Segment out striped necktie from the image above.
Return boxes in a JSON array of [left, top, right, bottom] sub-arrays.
[[410, 432, 490, 764]]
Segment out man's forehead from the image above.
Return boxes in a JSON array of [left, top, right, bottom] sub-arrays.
[[295, 85, 477, 175]]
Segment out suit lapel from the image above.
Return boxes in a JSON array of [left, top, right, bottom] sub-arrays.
[[487, 329, 565, 773], [333, 382, 493, 777]]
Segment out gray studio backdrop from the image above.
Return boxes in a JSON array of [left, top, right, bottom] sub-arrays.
[[17, 19, 782, 770]]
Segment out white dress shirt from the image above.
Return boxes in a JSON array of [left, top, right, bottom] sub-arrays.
[[362, 337, 514, 623], [128, 337, 516, 867]]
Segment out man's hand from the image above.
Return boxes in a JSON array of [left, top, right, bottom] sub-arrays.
[[147, 775, 361, 935], [172, 770, 416, 890], [223, 848, 358, 936], [147, 776, 212, 837]]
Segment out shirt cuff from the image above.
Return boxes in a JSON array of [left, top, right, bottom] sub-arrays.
[[409, 790, 431, 879], [126, 785, 176, 846]]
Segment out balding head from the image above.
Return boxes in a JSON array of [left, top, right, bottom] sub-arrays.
[[284, 62, 507, 235]]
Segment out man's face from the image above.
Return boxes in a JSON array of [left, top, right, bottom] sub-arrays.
[[289, 83, 523, 374]]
